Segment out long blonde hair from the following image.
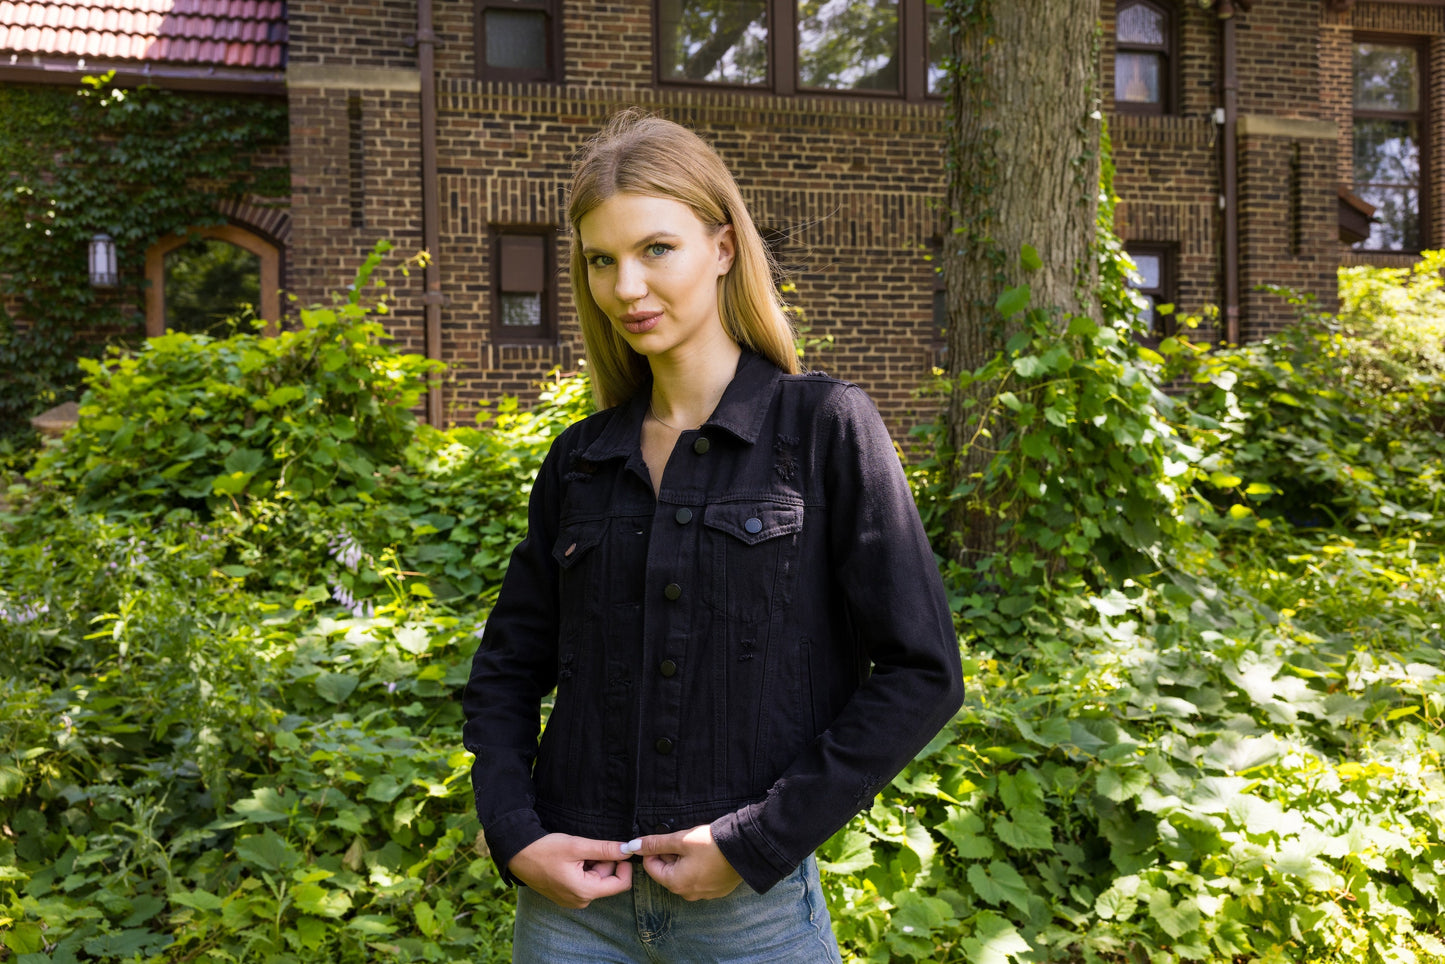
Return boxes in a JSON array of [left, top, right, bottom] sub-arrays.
[[567, 110, 799, 409]]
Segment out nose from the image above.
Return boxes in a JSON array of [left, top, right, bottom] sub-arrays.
[[613, 258, 647, 303]]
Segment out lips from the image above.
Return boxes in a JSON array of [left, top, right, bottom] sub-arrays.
[[620, 310, 662, 334]]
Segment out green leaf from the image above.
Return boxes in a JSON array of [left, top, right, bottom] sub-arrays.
[[818, 829, 875, 874], [393, 624, 430, 655], [959, 910, 1032, 964], [939, 808, 996, 860], [1020, 243, 1042, 271], [993, 808, 1054, 850], [1096, 766, 1150, 802], [293, 881, 353, 918], [995, 285, 1030, 317], [1147, 891, 1201, 940], [232, 786, 294, 823], [223, 447, 265, 475], [234, 829, 300, 872], [315, 671, 359, 704], [967, 860, 1031, 914], [3, 922, 45, 955], [1011, 355, 1044, 378], [0, 765, 25, 798], [169, 889, 225, 912]]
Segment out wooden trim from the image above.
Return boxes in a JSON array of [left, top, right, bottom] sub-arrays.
[[144, 224, 281, 338]]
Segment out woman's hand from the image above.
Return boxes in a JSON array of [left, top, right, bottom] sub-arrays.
[[507, 833, 635, 908], [625, 824, 744, 900]]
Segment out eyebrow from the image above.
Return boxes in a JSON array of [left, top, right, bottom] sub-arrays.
[[581, 231, 682, 258]]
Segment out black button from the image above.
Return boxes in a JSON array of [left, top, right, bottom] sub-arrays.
[[692, 437, 711, 454], [674, 507, 693, 524], [654, 738, 674, 754], [663, 583, 682, 601], [659, 659, 678, 677], [653, 821, 673, 834], [744, 517, 763, 534]]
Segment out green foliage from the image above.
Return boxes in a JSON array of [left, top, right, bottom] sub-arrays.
[[0, 74, 289, 438], [0, 253, 587, 960], [4, 247, 1445, 963], [1174, 255, 1445, 533]]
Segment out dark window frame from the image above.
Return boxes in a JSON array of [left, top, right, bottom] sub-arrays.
[[1124, 242, 1176, 340], [474, 0, 563, 83], [653, 0, 940, 102], [1112, 0, 1177, 116], [1351, 31, 1430, 253], [490, 225, 559, 344]]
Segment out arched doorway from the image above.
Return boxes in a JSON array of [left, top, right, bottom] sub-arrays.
[[144, 224, 282, 338]]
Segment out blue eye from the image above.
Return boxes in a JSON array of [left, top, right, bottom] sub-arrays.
[[587, 254, 614, 268], [646, 243, 672, 257]]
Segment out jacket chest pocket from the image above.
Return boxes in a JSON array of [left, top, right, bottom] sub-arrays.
[[701, 500, 805, 618]]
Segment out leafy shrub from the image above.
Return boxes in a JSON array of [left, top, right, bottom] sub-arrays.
[[1172, 257, 1445, 533], [29, 244, 440, 520], [4, 249, 1445, 964]]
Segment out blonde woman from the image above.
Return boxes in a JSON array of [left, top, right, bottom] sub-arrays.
[[463, 111, 963, 961]]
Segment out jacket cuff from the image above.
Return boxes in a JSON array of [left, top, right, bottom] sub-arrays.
[[482, 808, 549, 885], [711, 809, 792, 894]]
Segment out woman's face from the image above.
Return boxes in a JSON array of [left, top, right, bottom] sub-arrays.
[[578, 193, 736, 362]]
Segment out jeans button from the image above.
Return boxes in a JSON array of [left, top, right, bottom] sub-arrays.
[[663, 583, 682, 601], [654, 737, 674, 754], [692, 437, 710, 455], [674, 507, 693, 524], [659, 658, 678, 677]]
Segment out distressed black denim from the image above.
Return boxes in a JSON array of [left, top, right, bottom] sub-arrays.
[[462, 351, 964, 893]]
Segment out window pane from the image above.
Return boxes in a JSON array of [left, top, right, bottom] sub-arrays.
[[1130, 253, 1161, 290], [1354, 43, 1418, 111], [486, 8, 548, 71], [1355, 185, 1420, 251], [798, 0, 899, 92], [1115, 51, 1160, 104], [164, 238, 261, 338], [657, 0, 768, 84], [501, 292, 542, 327], [927, 5, 947, 97], [1117, 2, 1165, 46], [1354, 118, 1419, 186]]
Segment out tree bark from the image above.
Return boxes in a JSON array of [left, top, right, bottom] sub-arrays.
[[941, 0, 1101, 563]]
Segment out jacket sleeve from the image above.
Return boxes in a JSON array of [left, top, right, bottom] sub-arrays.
[[460, 432, 568, 881], [712, 384, 965, 893]]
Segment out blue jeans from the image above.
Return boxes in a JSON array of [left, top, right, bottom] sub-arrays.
[[511, 855, 844, 963]]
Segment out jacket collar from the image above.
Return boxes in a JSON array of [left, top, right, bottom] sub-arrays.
[[580, 349, 781, 461]]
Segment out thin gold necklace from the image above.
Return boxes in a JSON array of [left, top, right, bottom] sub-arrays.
[[648, 400, 689, 431]]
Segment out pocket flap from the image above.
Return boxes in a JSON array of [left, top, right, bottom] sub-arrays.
[[551, 521, 604, 568], [703, 501, 804, 545]]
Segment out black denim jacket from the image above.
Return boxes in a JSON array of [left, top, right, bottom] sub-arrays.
[[462, 351, 964, 894]]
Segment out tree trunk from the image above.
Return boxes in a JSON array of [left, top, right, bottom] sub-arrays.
[[941, 0, 1101, 564]]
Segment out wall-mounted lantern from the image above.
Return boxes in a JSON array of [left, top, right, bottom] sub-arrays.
[[89, 232, 118, 288]]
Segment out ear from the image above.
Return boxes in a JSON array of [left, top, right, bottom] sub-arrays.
[[714, 224, 737, 277]]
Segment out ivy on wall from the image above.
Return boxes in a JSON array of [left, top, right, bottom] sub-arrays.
[[0, 74, 290, 439]]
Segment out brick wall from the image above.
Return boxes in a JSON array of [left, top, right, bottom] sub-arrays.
[[279, 0, 1445, 429], [284, 0, 948, 432]]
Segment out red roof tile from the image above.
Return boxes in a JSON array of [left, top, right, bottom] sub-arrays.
[[0, 0, 286, 69]]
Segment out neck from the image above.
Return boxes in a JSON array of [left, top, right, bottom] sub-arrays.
[[648, 336, 743, 430]]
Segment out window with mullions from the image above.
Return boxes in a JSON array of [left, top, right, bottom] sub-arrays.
[[1114, 0, 1174, 115], [492, 229, 558, 343], [476, 0, 562, 82], [1353, 38, 1426, 251], [1125, 243, 1174, 339], [656, 0, 945, 100]]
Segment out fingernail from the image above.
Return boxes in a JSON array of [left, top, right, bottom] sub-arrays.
[[620, 838, 642, 855]]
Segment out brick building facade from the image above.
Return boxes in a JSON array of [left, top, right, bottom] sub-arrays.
[[3, 0, 1444, 430]]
